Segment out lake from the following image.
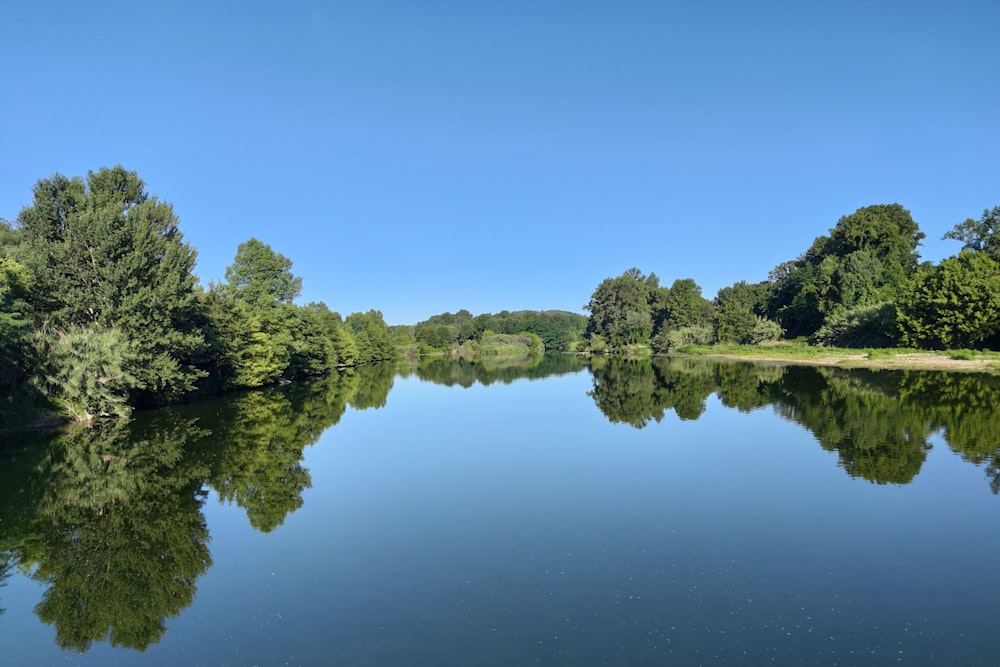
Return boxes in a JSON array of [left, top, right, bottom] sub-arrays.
[[1, 356, 998, 665]]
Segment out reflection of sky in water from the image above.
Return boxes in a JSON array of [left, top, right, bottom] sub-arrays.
[[1, 364, 998, 665]]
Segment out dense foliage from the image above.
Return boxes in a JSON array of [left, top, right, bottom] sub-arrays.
[[582, 202, 1000, 354], [582, 268, 781, 353], [404, 308, 587, 355], [4, 166, 999, 424], [0, 167, 397, 424]]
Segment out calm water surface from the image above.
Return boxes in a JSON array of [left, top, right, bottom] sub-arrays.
[[1, 356, 998, 665]]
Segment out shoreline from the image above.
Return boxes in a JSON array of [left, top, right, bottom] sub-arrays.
[[674, 351, 1000, 374]]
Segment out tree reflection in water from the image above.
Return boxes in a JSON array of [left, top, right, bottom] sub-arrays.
[[27, 417, 212, 651], [588, 356, 1000, 490], [401, 352, 587, 389], [3, 358, 1000, 653], [0, 363, 395, 652]]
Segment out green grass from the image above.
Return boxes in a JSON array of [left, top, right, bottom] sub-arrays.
[[677, 342, 1000, 364], [676, 342, 866, 359], [943, 348, 1000, 361]]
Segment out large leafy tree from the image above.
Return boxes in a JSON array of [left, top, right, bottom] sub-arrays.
[[209, 238, 313, 388], [661, 278, 713, 330], [584, 268, 659, 348], [768, 204, 924, 338], [346, 310, 397, 364], [714, 281, 769, 344], [17, 166, 205, 409], [895, 251, 1000, 349], [824, 203, 924, 278], [223, 237, 302, 306]]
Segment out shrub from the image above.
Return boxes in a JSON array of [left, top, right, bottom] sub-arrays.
[[651, 325, 714, 353], [586, 334, 610, 354], [34, 325, 139, 421], [746, 317, 784, 345], [812, 302, 899, 348]]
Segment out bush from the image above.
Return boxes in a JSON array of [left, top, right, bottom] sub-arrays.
[[35, 325, 139, 421], [651, 325, 714, 353], [586, 334, 610, 354], [746, 317, 784, 345], [811, 302, 899, 348]]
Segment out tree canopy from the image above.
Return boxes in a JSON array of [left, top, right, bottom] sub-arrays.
[[17, 166, 205, 412], [224, 238, 302, 306], [1, 166, 399, 422]]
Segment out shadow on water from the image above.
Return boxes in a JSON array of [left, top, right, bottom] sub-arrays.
[[588, 355, 1000, 489]]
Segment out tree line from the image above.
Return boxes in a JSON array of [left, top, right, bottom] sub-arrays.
[[582, 203, 1000, 352], [3, 168, 995, 423], [394, 308, 589, 354], [0, 166, 396, 424]]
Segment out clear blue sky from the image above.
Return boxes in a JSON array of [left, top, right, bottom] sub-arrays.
[[2, 1, 996, 324]]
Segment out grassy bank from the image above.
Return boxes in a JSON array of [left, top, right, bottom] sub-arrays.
[[675, 342, 1000, 374]]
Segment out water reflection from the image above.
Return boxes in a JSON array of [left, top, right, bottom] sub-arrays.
[[30, 418, 211, 651], [3, 356, 1000, 656], [588, 356, 715, 426], [0, 364, 394, 652], [0, 550, 10, 617], [589, 356, 1000, 490], [400, 353, 588, 388]]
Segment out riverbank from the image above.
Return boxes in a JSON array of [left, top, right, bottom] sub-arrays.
[[675, 344, 1000, 374]]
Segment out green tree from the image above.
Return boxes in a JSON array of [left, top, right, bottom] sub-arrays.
[[767, 204, 924, 338], [896, 251, 1000, 349], [584, 269, 658, 347], [833, 249, 884, 308], [346, 310, 397, 364], [811, 302, 899, 348], [287, 303, 339, 377], [714, 280, 769, 344], [224, 238, 302, 306], [825, 203, 924, 278], [661, 278, 713, 331], [202, 288, 292, 389], [0, 253, 33, 393], [316, 306, 359, 367], [208, 239, 317, 388], [414, 322, 455, 350], [943, 205, 1000, 256], [17, 166, 205, 407]]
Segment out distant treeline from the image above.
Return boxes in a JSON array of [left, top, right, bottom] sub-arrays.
[[392, 309, 589, 355], [582, 203, 1000, 353], [0, 166, 396, 424]]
